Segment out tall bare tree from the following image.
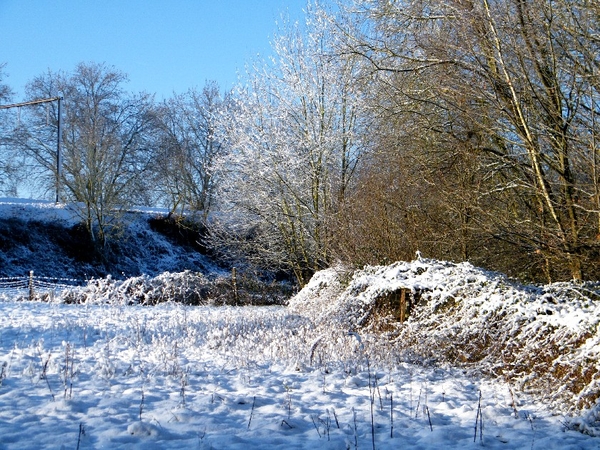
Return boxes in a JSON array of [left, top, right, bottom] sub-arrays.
[[335, 0, 600, 281], [17, 62, 156, 250], [153, 81, 225, 220]]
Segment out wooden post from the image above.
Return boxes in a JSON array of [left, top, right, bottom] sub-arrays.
[[232, 267, 239, 305], [28, 271, 34, 301], [400, 289, 406, 322]]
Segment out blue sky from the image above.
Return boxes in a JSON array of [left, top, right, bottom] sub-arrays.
[[0, 0, 307, 100]]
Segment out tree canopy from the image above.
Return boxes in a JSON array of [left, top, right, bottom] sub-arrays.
[[1, 0, 599, 283]]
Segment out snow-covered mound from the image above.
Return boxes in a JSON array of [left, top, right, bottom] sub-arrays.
[[289, 259, 600, 427], [289, 259, 519, 328]]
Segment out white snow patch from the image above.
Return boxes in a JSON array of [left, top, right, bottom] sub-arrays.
[[0, 300, 598, 449]]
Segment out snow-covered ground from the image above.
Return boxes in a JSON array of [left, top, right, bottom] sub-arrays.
[[0, 299, 598, 449], [0, 199, 599, 448]]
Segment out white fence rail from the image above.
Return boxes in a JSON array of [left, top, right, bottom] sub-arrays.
[[0, 271, 83, 299]]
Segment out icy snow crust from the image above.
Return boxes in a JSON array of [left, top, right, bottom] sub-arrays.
[[0, 260, 599, 448]]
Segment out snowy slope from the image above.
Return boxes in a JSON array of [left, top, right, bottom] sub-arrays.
[[0, 198, 217, 279]]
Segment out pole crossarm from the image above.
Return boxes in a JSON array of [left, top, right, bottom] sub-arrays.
[[0, 96, 63, 202], [0, 97, 61, 110]]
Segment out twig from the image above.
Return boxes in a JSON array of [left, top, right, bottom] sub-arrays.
[[311, 415, 322, 438], [64, 343, 74, 399], [76, 423, 85, 450], [281, 419, 293, 428], [139, 388, 145, 421], [69, 344, 74, 399], [247, 396, 256, 430], [474, 390, 483, 443], [375, 375, 383, 411], [332, 407, 340, 429], [415, 387, 422, 419], [390, 392, 394, 438], [38, 349, 55, 401], [0, 361, 7, 386], [426, 406, 433, 431]]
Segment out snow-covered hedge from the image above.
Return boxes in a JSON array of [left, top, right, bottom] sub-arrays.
[[289, 259, 600, 422], [49, 270, 292, 306]]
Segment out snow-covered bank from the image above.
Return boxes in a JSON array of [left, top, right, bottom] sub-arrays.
[[0, 301, 598, 449], [289, 259, 600, 426], [0, 198, 216, 279]]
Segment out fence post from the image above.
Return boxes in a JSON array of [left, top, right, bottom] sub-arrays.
[[232, 267, 239, 305], [28, 270, 34, 301]]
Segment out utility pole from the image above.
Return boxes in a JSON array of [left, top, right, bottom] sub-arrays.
[[56, 97, 62, 203], [0, 96, 63, 202]]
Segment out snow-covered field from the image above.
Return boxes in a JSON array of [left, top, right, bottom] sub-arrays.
[[0, 199, 598, 448], [0, 299, 598, 449]]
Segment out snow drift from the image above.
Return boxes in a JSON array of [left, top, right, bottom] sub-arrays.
[[289, 258, 600, 431]]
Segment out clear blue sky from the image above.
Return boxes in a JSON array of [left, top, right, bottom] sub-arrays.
[[0, 0, 308, 100]]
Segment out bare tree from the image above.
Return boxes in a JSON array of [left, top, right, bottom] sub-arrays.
[[16, 62, 156, 250], [334, 0, 600, 281], [153, 81, 226, 221]]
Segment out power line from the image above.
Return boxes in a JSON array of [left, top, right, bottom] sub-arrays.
[[0, 96, 61, 109], [0, 96, 63, 202]]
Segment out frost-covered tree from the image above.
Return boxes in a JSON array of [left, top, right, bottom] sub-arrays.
[[17, 62, 156, 250], [153, 81, 226, 220], [213, 6, 365, 285]]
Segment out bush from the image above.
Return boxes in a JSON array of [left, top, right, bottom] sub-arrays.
[[57, 270, 293, 306]]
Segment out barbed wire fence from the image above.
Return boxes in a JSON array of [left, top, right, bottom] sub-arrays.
[[0, 271, 84, 300]]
